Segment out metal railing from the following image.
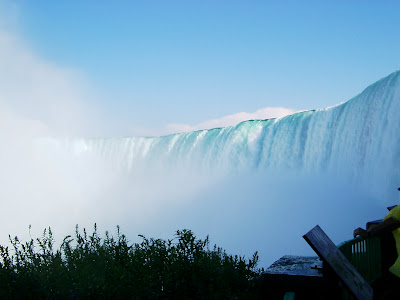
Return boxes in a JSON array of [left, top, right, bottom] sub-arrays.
[[338, 236, 382, 284]]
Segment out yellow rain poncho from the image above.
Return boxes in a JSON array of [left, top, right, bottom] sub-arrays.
[[384, 205, 400, 278]]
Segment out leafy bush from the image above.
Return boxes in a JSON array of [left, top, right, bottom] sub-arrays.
[[0, 225, 263, 299]]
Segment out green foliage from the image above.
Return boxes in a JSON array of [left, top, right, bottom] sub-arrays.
[[0, 225, 263, 299]]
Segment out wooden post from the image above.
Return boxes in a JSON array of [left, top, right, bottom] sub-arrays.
[[303, 225, 373, 300]]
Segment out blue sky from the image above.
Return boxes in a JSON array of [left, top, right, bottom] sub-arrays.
[[1, 0, 400, 136]]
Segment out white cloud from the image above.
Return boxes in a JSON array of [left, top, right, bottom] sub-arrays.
[[166, 106, 297, 134], [0, 29, 99, 138]]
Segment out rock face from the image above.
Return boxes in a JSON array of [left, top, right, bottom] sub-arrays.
[[264, 255, 323, 277]]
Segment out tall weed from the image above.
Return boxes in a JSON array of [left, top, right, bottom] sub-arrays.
[[0, 225, 263, 299]]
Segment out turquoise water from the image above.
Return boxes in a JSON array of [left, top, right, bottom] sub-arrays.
[[46, 71, 400, 201]]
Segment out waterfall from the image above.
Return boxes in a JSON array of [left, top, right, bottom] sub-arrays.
[[44, 70, 400, 200], [7, 70, 400, 267]]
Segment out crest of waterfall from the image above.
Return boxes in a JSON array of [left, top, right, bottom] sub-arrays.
[[43, 70, 400, 201]]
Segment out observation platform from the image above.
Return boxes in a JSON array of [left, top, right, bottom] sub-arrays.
[[259, 212, 398, 300]]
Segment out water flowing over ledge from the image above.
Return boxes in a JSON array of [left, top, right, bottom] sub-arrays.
[[42, 71, 400, 201]]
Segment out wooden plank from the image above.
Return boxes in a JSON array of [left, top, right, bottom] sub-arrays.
[[303, 225, 373, 300]]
